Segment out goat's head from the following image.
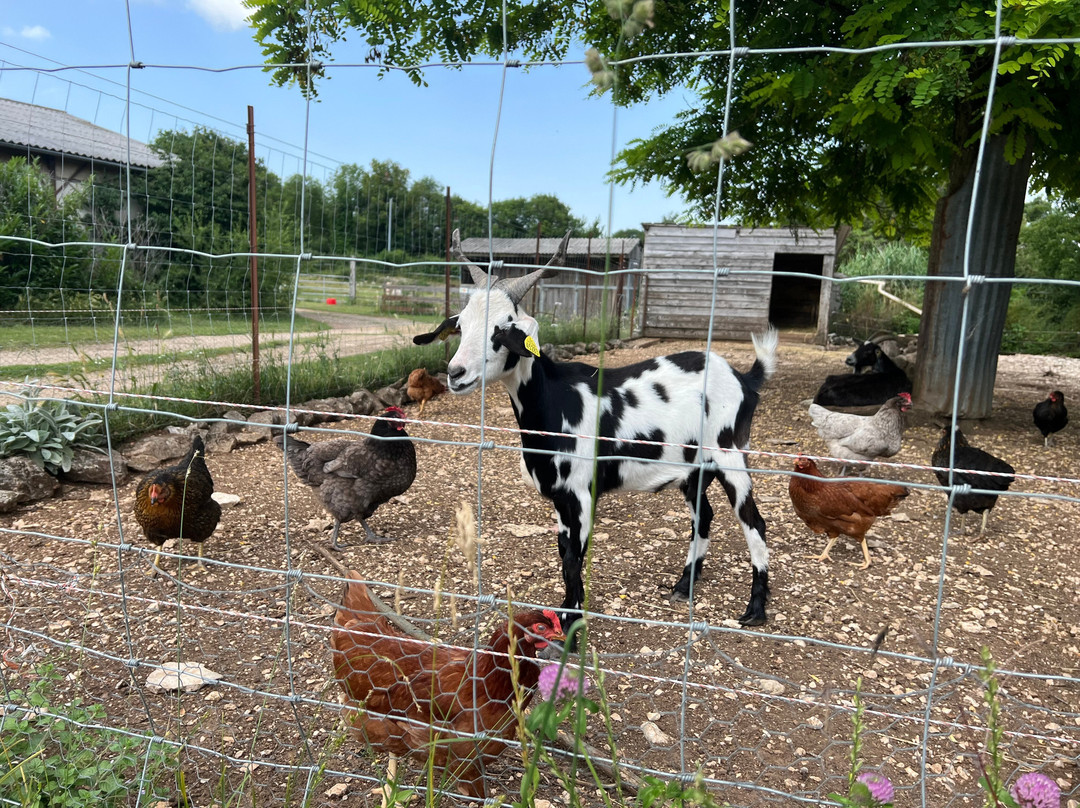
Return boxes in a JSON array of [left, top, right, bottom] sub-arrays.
[[413, 228, 571, 395]]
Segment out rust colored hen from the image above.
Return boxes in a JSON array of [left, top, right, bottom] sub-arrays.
[[133, 434, 221, 574], [330, 572, 564, 798], [788, 456, 908, 568], [406, 368, 446, 416]]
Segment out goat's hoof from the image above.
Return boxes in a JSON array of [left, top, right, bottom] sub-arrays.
[[738, 613, 767, 627]]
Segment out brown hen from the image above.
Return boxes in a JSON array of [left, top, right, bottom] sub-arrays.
[[406, 368, 446, 416], [132, 434, 221, 574], [788, 456, 909, 568], [330, 571, 564, 798]]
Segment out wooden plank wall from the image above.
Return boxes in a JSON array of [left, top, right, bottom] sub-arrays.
[[641, 225, 835, 341]]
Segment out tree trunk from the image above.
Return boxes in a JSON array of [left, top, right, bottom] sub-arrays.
[[912, 133, 1033, 417]]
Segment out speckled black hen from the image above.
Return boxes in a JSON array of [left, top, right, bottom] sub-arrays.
[[133, 434, 222, 574], [276, 407, 416, 549]]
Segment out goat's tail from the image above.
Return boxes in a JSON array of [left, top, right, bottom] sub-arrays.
[[745, 326, 779, 390]]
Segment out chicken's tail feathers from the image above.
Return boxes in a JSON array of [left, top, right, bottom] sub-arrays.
[[746, 326, 779, 390], [273, 433, 311, 474]]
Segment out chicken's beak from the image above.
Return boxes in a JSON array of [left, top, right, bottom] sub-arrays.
[[148, 484, 160, 504], [535, 628, 567, 660]]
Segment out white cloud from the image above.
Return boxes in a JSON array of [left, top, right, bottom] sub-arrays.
[[187, 0, 250, 32], [19, 25, 51, 40]]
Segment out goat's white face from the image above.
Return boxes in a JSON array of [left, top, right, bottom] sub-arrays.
[[446, 288, 537, 395]]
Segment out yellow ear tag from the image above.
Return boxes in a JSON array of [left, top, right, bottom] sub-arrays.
[[524, 335, 540, 357]]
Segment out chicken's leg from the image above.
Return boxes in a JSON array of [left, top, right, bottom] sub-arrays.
[[857, 537, 872, 569], [808, 536, 839, 562], [329, 519, 348, 551], [147, 547, 162, 578], [197, 543, 207, 569], [417, 399, 426, 417], [978, 510, 990, 536], [361, 518, 395, 544]]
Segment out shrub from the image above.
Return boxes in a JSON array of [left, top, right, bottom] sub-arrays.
[[0, 389, 104, 474]]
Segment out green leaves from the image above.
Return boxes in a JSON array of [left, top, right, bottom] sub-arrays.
[[0, 664, 175, 806], [0, 390, 104, 474]]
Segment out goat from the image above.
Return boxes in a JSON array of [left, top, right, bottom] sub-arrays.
[[814, 346, 911, 407], [415, 230, 779, 628], [845, 332, 897, 373]]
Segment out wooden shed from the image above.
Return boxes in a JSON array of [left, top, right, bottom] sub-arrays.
[[639, 224, 837, 342], [458, 236, 643, 326]]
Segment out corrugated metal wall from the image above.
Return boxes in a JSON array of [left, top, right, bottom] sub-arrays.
[[640, 224, 836, 341]]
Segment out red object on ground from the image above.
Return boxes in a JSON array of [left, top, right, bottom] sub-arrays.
[[326, 298, 337, 305]]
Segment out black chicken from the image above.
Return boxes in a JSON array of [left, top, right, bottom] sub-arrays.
[[276, 406, 416, 549], [931, 426, 1015, 536], [133, 434, 222, 574], [1033, 390, 1067, 447]]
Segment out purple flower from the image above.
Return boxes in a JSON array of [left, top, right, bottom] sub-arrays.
[[857, 771, 894, 805], [1010, 772, 1060, 808], [537, 663, 590, 701]]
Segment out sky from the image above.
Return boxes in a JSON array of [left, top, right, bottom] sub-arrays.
[[0, 0, 694, 233]]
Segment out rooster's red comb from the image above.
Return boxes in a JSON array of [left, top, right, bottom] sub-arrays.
[[542, 608, 563, 633], [384, 406, 406, 418]]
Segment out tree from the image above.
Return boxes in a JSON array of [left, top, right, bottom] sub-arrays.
[[0, 157, 91, 310], [249, 0, 1080, 416]]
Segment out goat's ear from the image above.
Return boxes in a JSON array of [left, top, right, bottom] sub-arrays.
[[413, 316, 459, 345], [492, 323, 541, 358]]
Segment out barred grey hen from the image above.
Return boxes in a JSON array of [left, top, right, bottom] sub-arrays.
[[276, 407, 416, 549]]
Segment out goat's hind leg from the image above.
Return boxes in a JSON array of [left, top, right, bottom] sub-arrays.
[[672, 469, 715, 603], [715, 466, 770, 626]]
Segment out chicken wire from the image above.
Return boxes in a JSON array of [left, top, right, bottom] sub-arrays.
[[1, 2, 1079, 808]]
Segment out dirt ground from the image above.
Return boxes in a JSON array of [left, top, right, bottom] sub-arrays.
[[1, 334, 1078, 807]]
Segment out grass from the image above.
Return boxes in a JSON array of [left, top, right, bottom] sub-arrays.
[[0, 310, 326, 350], [99, 335, 448, 443]]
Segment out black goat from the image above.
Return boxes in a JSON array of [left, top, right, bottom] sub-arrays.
[[814, 347, 911, 407]]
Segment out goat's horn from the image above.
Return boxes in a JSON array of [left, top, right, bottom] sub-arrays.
[[497, 230, 572, 305], [452, 229, 493, 287]]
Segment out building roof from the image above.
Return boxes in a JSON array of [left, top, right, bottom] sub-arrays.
[[459, 236, 641, 258], [0, 97, 162, 168]]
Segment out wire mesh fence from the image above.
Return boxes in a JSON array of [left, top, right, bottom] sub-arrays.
[[1, 2, 1079, 807]]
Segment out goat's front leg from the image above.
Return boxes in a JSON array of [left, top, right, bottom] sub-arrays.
[[552, 490, 592, 646]]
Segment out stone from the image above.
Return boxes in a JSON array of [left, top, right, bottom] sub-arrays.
[[145, 662, 222, 693], [61, 448, 128, 485], [0, 456, 59, 503]]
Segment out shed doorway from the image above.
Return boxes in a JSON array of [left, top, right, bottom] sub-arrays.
[[768, 252, 823, 328]]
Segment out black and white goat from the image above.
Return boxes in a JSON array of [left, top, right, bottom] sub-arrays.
[[415, 230, 779, 627]]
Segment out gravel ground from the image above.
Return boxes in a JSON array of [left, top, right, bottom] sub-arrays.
[[0, 332, 1077, 807]]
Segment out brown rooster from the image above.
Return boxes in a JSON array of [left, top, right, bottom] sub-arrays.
[[330, 571, 565, 798], [275, 407, 416, 549], [788, 456, 909, 568], [406, 368, 446, 416], [133, 434, 222, 575]]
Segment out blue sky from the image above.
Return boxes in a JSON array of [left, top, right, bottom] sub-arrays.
[[0, 0, 693, 233]]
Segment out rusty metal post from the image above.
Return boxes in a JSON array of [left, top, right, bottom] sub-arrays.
[[583, 236, 591, 339], [246, 105, 261, 404], [615, 249, 625, 340], [444, 186, 451, 365]]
